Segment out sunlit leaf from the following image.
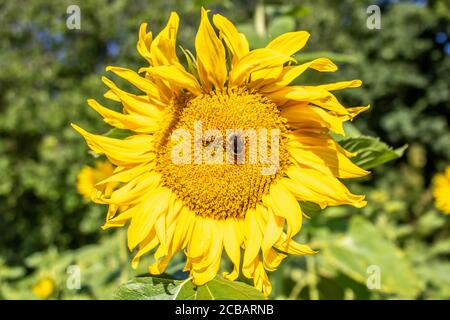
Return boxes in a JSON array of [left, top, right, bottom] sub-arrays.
[[338, 136, 407, 169], [300, 201, 322, 218], [417, 262, 450, 298], [321, 216, 424, 298], [103, 128, 134, 139], [114, 276, 265, 300]]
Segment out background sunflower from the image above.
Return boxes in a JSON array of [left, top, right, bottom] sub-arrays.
[[0, 0, 449, 300]]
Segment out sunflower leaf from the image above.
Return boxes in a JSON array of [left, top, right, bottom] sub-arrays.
[[103, 128, 134, 140], [321, 216, 424, 298], [179, 46, 199, 80], [300, 201, 322, 217], [338, 136, 407, 170], [114, 276, 265, 300]]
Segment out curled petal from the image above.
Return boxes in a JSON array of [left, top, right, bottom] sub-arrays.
[[71, 124, 155, 166], [195, 8, 227, 91], [213, 14, 249, 63], [145, 65, 202, 95], [281, 167, 367, 209], [127, 187, 172, 250], [264, 183, 302, 238], [87, 99, 160, 133], [266, 31, 310, 56], [229, 48, 294, 87], [106, 66, 170, 104], [150, 12, 180, 66], [260, 58, 337, 92], [137, 23, 153, 63]]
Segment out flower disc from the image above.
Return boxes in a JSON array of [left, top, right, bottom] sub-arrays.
[[155, 88, 290, 218]]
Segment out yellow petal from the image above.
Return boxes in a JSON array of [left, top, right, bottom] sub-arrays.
[[317, 79, 362, 91], [195, 8, 227, 91], [171, 207, 195, 252], [275, 234, 317, 255], [339, 105, 370, 121], [266, 31, 310, 56], [229, 48, 294, 87], [190, 219, 223, 271], [190, 220, 224, 285], [254, 261, 272, 297], [102, 77, 164, 116], [290, 128, 369, 165], [262, 207, 284, 253], [106, 66, 169, 104], [87, 99, 160, 133], [281, 104, 345, 135], [289, 142, 370, 179], [164, 198, 184, 250], [262, 248, 286, 272], [137, 23, 153, 63], [265, 183, 302, 238], [145, 65, 202, 95], [260, 58, 337, 93], [249, 65, 284, 90], [127, 187, 171, 250], [223, 218, 243, 280], [105, 172, 160, 206], [282, 166, 367, 208], [212, 14, 249, 63], [243, 208, 263, 269], [243, 254, 259, 279], [154, 214, 167, 254], [105, 203, 119, 221], [102, 205, 134, 229], [150, 12, 180, 67], [312, 92, 350, 115], [266, 85, 331, 106], [187, 217, 212, 260], [149, 247, 173, 275], [191, 251, 222, 286], [131, 230, 158, 269], [71, 124, 155, 166], [96, 161, 155, 185]]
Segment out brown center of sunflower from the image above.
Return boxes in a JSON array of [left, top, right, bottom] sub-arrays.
[[155, 88, 289, 219]]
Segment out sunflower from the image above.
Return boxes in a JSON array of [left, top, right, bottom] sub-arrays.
[[76, 160, 116, 201], [32, 277, 55, 300], [72, 9, 369, 296], [432, 166, 450, 215]]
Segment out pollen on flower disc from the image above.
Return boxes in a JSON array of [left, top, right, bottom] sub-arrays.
[[155, 88, 290, 219]]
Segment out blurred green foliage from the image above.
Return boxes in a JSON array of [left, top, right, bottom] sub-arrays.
[[0, 0, 449, 299]]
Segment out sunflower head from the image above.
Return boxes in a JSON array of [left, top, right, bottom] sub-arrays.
[[32, 277, 55, 300], [155, 87, 291, 219], [76, 160, 116, 201], [432, 166, 450, 215], [72, 8, 369, 296]]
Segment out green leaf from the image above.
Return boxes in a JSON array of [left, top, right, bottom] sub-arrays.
[[417, 262, 450, 298], [321, 216, 424, 298], [416, 210, 446, 236], [267, 16, 296, 38], [338, 136, 407, 169], [300, 201, 322, 218], [104, 128, 134, 139], [114, 277, 191, 300], [179, 46, 199, 80], [114, 276, 265, 300], [430, 238, 450, 256]]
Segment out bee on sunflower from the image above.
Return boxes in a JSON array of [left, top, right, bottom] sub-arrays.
[[72, 8, 369, 296]]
